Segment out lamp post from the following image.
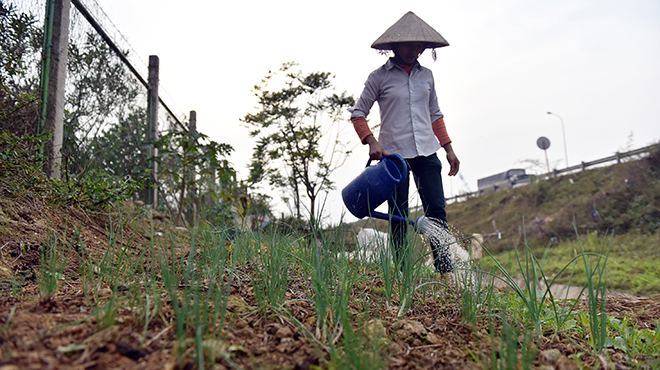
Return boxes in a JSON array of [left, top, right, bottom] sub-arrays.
[[547, 112, 568, 168]]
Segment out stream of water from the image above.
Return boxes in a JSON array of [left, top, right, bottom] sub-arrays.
[[418, 216, 473, 275]]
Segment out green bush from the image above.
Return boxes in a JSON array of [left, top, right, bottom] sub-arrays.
[[0, 132, 141, 209], [0, 132, 49, 196]]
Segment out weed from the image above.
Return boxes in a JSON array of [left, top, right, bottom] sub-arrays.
[[608, 317, 660, 367], [327, 311, 389, 370], [39, 228, 71, 302], [252, 230, 291, 313], [575, 227, 612, 353], [0, 304, 16, 336]]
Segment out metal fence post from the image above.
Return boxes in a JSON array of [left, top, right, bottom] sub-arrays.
[[189, 110, 197, 135], [147, 55, 160, 208], [189, 110, 197, 225]]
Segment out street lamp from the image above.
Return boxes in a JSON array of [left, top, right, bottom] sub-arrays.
[[547, 112, 568, 168]]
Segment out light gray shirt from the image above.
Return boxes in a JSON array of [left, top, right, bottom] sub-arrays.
[[350, 58, 444, 159]]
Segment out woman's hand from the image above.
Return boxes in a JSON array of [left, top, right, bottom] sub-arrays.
[[365, 135, 387, 160], [443, 143, 460, 176]]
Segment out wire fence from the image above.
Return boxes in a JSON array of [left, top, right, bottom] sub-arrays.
[[1, 0, 46, 135], [1, 0, 237, 227]]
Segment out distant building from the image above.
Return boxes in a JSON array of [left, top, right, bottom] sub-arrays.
[[477, 169, 530, 194]]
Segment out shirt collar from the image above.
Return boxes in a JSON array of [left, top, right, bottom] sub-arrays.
[[386, 58, 421, 73]]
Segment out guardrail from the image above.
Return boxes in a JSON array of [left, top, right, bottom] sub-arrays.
[[446, 142, 659, 203]]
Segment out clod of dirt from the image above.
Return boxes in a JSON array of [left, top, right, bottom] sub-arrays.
[[557, 356, 579, 370], [539, 349, 562, 364], [366, 318, 386, 338], [275, 325, 293, 339]]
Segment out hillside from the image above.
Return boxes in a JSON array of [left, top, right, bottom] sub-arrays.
[[347, 147, 660, 248], [447, 147, 660, 248]]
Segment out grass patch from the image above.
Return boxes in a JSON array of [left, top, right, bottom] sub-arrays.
[[480, 231, 660, 296]]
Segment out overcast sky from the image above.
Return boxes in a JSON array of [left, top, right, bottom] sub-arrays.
[[94, 0, 660, 225]]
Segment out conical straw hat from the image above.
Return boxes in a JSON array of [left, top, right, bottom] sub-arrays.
[[371, 11, 449, 50]]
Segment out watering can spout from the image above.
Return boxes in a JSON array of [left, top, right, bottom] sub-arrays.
[[379, 214, 429, 234]]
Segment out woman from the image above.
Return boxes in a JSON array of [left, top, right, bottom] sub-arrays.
[[349, 11, 460, 277]]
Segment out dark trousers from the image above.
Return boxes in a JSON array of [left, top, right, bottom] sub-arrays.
[[388, 153, 453, 273]]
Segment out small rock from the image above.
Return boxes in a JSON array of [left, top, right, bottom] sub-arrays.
[[366, 319, 386, 338], [0, 266, 13, 279], [389, 341, 405, 355], [401, 320, 426, 336], [266, 323, 282, 334], [233, 328, 253, 338], [275, 326, 293, 339], [539, 349, 562, 365], [276, 343, 289, 353], [234, 319, 248, 329], [303, 316, 316, 329], [557, 356, 579, 370], [425, 332, 440, 345], [393, 328, 410, 342], [279, 337, 293, 345], [253, 346, 265, 355]]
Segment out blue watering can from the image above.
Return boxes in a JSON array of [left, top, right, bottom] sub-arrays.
[[341, 154, 427, 231]]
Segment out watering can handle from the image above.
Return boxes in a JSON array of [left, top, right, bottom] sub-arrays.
[[366, 154, 405, 168], [366, 154, 389, 167], [366, 154, 408, 174]]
